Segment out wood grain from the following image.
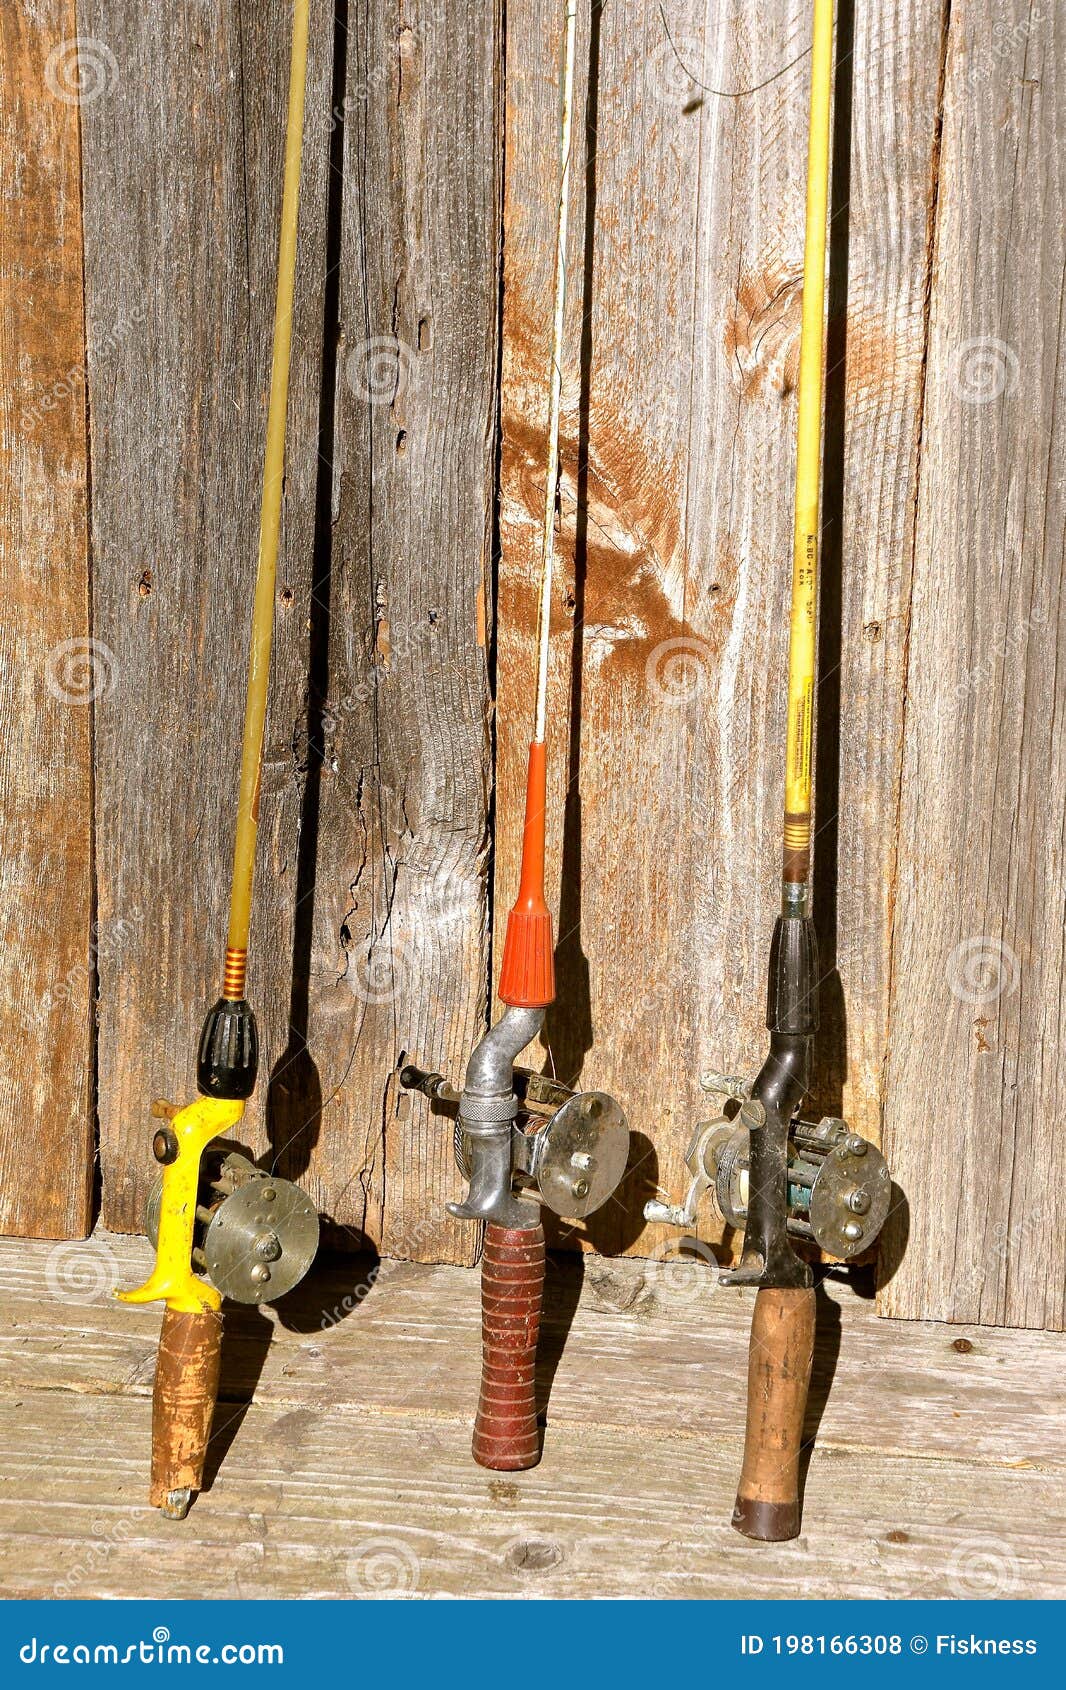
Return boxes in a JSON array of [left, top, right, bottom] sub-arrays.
[[311, 0, 502, 1264], [734, 1284, 816, 1540], [880, 1, 1066, 1330], [1, 1233, 1063, 1598], [149, 1305, 222, 1509], [0, 1, 94, 1236], [495, 0, 946, 1262], [5, 1232, 1064, 1471]]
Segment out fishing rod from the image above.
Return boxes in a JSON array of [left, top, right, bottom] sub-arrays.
[[117, 0, 319, 1519], [644, 0, 891, 1541], [401, 0, 629, 1472]]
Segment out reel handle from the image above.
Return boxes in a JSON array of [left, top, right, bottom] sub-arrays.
[[732, 1286, 816, 1542], [149, 1306, 223, 1518], [472, 1222, 545, 1471]]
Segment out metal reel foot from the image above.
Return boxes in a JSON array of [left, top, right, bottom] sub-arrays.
[[161, 1487, 193, 1521]]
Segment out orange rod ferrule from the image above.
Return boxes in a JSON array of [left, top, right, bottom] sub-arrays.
[[498, 741, 555, 1009]]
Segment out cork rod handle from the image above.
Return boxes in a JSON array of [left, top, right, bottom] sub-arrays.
[[149, 1306, 223, 1516], [732, 1286, 816, 1542]]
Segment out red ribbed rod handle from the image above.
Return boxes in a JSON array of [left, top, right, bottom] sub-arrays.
[[472, 1223, 545, 1471]]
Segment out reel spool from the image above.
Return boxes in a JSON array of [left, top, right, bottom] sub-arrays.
[[692, 1112, 891, 1260], [652, 1101, 891, 1264], [146, 1149, 319, 1304], [449, 1067, 629, 1221]]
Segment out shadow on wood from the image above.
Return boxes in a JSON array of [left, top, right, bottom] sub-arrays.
[[798, 1276, 844, 1509], [809, 0, 854, 1124], [203, 1304, 273, 1498], [536, 1249, 586, 1438], [267, 0, 350, 1188]]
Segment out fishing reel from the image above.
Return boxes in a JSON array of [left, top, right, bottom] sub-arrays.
[[144, 1120, 319, 1306], [645, 1076, 891, 1261], [401, 1062, 630, 1224]]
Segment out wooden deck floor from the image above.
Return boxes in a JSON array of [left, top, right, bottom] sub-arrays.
[[0, 1231, 1063, 1600]]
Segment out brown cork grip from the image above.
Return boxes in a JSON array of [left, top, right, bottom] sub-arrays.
[[472, 1222, 545, 1471], [149, 1306, 223, 1514], [732, 1286, 816, 1542]]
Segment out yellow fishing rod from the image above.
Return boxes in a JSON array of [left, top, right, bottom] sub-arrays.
[[117, 0, 319, 1520], [782, 0, 833, 913], [646, 0, 892, 1541]]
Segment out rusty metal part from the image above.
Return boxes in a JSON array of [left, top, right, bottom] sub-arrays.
[[806, 1135, 891, 1259], [149, 1305, 222, 1517]]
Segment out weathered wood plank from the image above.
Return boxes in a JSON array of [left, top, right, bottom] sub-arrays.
[[5, 1232, 1064, 1473], [0, 1, 94, 1235], [495, 1, 944, 1259], [321, 0, 501, 1262], [880, 2, 1066, 1329], [1, 1355, 1062, 1597], [4, 1233, 1062, 1595]]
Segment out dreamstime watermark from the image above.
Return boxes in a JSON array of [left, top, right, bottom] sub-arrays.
[[322, 611, 436, 729], [53, 1515, 137, 1598], [20, 909, 144, 1035], [946, 1537, 1021, 1599], [320, 1216, 437, 1329], [346, 335, 418, 407], [645, 635, 714, 703], [950, 337, 1019, 405], [22, 303, 150, 435], [644, 1234, 720, 1304], [45, 636, 117, 706], [946, 937, 1019, 1006], [19, 1628, 283, 1667], [961, 7, 1047, 91], [45, 1239, 121, 1305], [44, 37, 119, 107], [345, 1536, 421, 1597], [347, 931, 418, 1006], [951, 1209, 1046, 1310], [952, 603, 1050, 701], [320, 63, 391, 134], [648, 30, 706, 105]]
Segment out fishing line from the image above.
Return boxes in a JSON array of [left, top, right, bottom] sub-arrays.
[[657, 2, 812, 101]]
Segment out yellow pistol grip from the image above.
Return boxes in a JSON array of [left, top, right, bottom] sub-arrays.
[[116, 1097, 245, 1313]]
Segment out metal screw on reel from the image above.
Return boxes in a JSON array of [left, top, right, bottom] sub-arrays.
[[526, 1089, 630, 1220], [145, 1150, 320, 1304], [790, 1119, 892, 1259]]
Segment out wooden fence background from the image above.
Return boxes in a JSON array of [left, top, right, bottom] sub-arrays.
[[1, 0, 1062, 1330]]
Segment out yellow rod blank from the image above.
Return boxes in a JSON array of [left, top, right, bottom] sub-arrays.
[[782, 0, 834, 892], [226, 0, 311, 992]]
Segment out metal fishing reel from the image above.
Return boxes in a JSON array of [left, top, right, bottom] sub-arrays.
[[645, 1077, 890, 1261], [402, 1061, 630, 1222], [145, 1143, 319, 1305], [507, 1068, 629, 1220]]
